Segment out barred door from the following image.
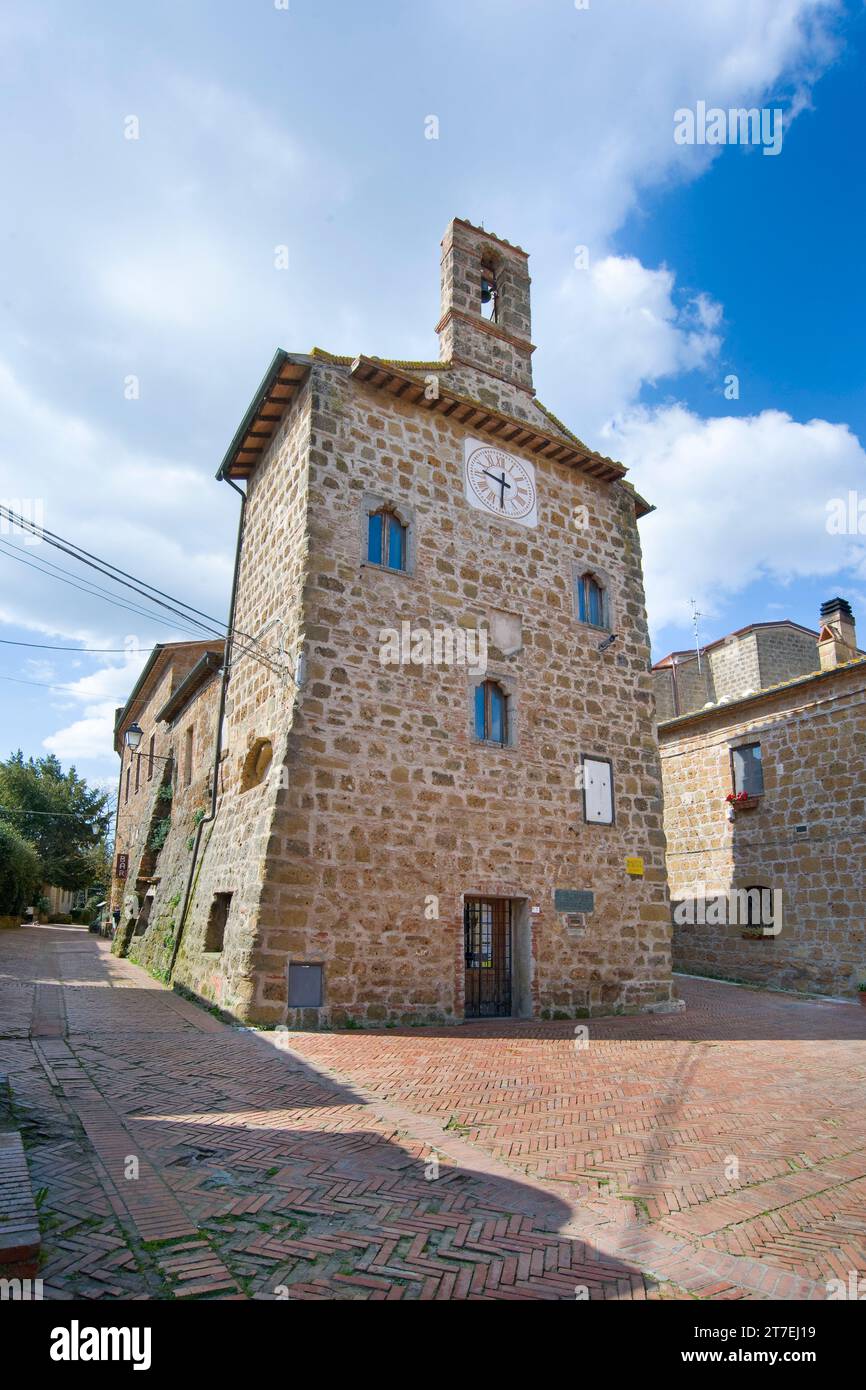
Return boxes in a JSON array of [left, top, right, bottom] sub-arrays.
[[464, 898, 512, 1018]]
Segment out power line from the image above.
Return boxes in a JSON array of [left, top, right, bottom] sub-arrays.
[[0, 638, 130, 652], [0, 535, 278, 675], [0, 673, 122, 694], [0, 534, 225, 640], [0, 537, 217, 636], [0, 510, 282, 677], [0, 504, 230, 634]]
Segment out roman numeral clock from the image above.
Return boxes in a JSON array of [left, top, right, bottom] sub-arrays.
[[464, 439, 538, 528]]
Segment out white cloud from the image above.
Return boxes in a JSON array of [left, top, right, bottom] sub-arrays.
[[547, 256, 722, 434], [0, 360, 236, 649], [608, 406, 866, 633], [42, 653, 149, 762]]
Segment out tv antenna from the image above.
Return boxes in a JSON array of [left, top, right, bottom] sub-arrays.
[[690, 598, 703, 673]]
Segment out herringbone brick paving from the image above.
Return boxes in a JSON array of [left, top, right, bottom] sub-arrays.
[[1, 925, 864, 1300]]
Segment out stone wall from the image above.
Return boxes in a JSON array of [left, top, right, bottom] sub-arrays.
[[236, 356, 679, 1026], [708, 631, 761, 703], [755, 626, 819, 688], [659, 661, 866, 996], [161, 380, 313, 1015]]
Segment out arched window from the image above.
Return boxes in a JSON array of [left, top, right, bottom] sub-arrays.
[[367, 507, 407, 571], [475, 679, 508, 745], [577, 572, 607, 628]]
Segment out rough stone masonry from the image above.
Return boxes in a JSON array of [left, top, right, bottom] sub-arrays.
[[111, 219, 681, 1027]]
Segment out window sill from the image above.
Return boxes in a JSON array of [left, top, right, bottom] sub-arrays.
[[473, 738, 515, 751], [362, 561, 410, 578]]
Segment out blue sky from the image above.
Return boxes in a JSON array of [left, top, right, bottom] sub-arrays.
[[1, 0, 865, 790]]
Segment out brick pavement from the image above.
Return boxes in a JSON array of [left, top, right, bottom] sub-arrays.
[[0, 925, 864, 1300]]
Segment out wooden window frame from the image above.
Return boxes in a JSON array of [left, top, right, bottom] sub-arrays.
[[730, 741, 764, 798], [576, 571, 609, 630], [367, 507, 407, 572], [475, 678, 510, 746]]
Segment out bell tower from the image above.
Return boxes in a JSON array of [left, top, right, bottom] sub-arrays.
[[437, 218, 535, 395]]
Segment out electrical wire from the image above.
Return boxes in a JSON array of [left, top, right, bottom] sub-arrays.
[[0, 673, 122, 694], [0, 529, 282, 677], [0, 639, 130, 652]]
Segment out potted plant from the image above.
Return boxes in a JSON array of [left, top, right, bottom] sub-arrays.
[[726, 791, 759, 811], [858, 983, 866, 1008]]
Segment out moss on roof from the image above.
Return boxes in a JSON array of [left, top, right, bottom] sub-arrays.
[[310, 347, 448, 370]]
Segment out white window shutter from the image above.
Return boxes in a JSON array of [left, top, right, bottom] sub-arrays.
[[584, 759, 613, 824]]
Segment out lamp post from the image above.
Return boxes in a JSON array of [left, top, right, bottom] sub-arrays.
[[123, 723, 173, 765]]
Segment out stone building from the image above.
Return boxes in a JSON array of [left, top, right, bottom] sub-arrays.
[[110, 640, 225, 952], [658, 598, 866, 997], [653, 619, 819, 720], [110, 218, 680, 1025]]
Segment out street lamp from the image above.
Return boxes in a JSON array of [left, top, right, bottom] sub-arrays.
[[123, 722, 172, 766]]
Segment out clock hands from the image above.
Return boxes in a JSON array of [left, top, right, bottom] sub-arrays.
[[481, 467, 512, 510]]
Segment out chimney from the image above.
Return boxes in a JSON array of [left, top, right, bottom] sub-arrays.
[[817, 597, 857, 670]]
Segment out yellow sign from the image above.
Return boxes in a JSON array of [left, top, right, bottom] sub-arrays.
[[625, 857, 644, 877]]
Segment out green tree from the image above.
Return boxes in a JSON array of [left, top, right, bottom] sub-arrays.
[[0, 751, 112, 893], [0, 821, 42, 914]]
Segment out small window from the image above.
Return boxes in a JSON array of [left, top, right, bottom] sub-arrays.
[[204, 892, 232, 953], [134, 751, 140, 794], [184, 726, 194, 787], [583, 757, 614, 825], [577, 572, 607, 628], [147, 734, 155, 781], [475, 679, 508, 745], [288, 962, 323, 1008], [124, 766, 130, 804], [732, 743, 763, 797], [743, 885, 774, 929], [367, 507, 406, 571]]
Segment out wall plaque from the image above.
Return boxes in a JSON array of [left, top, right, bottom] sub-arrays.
[[554, 889, 594, 914]]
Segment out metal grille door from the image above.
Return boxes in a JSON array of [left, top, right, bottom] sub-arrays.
[[464, 898, 512, 1018]]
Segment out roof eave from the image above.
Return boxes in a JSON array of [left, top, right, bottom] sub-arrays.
[[155, 651, 224, 726]]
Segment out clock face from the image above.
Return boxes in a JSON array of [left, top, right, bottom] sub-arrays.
[[464, 439, 538, 528]]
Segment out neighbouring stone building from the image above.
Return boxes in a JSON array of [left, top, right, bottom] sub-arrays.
[[658, 598, 866, 997], [110, 640, 225, 955], [111, 218, 681, 1025]]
